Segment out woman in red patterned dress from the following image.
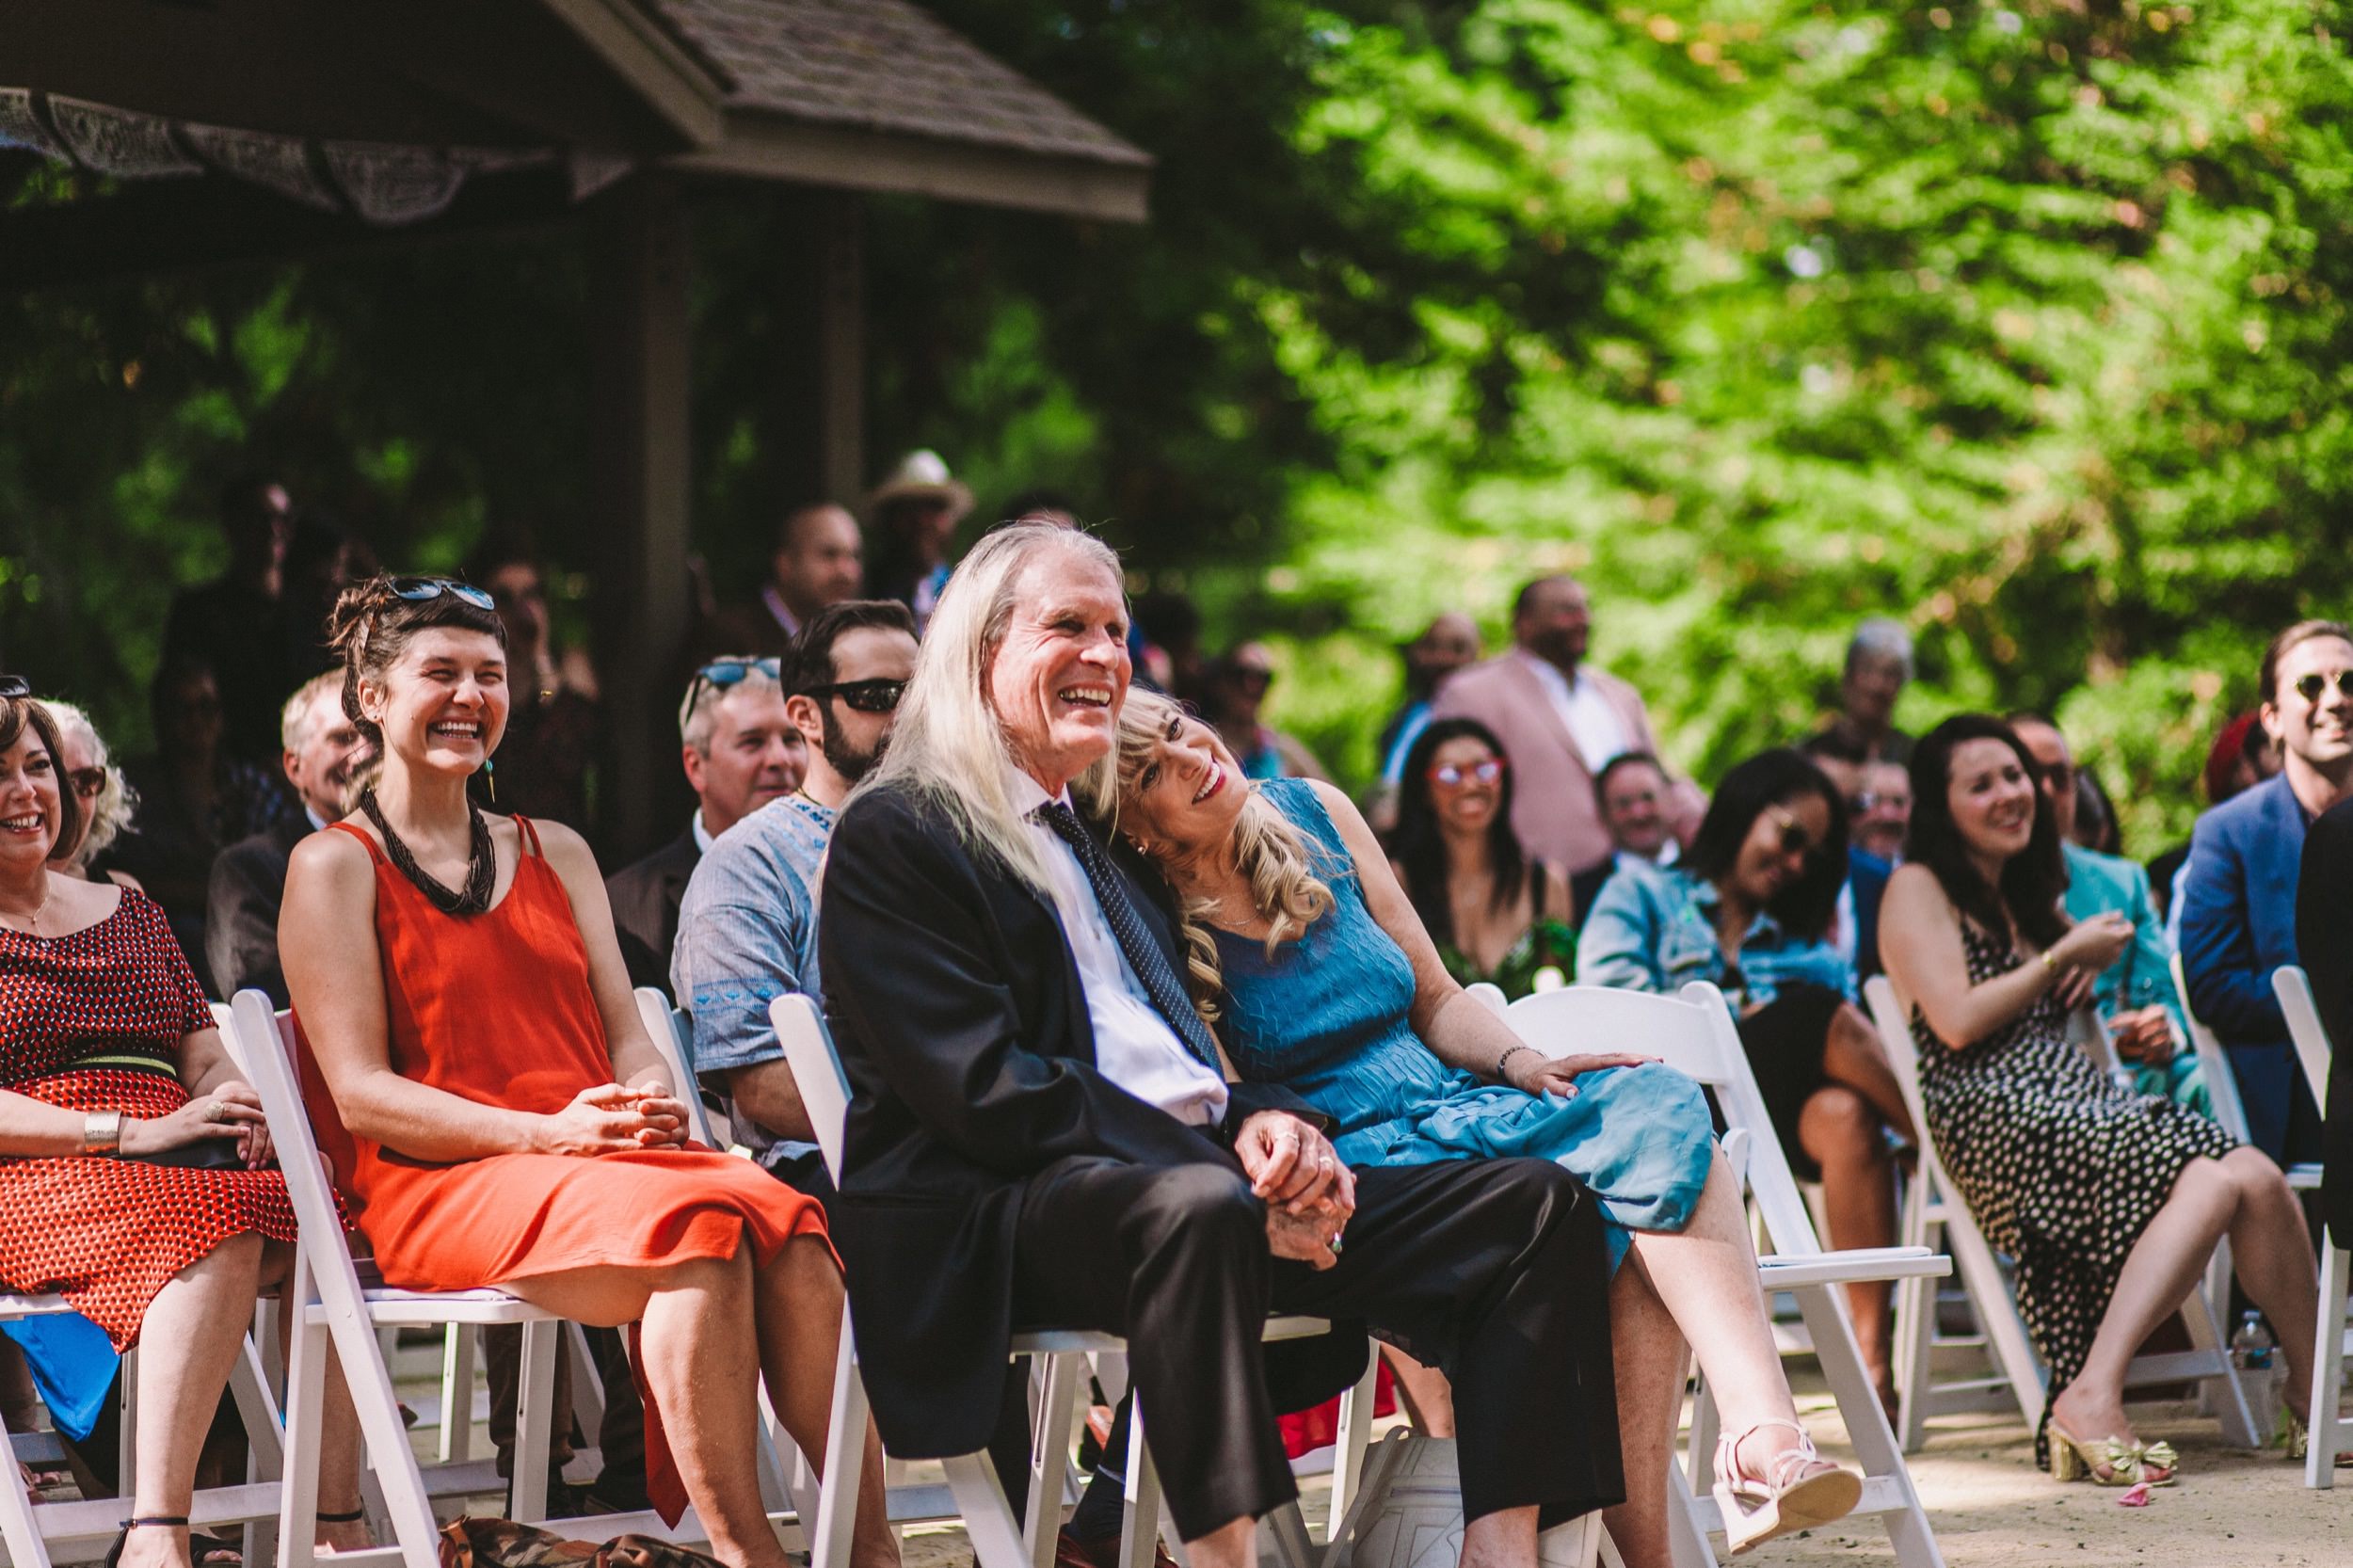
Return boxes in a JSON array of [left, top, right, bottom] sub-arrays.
[[0, 685, 365, 1568], [278, 579, 893, 1568]]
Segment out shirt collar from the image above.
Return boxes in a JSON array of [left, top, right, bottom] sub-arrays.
[[760, 584, 801, 637], [1689, 875, 1785, 944], [1513, 646, 1581, 695], [692, 810, 715, 854], [304, 806, 330, 834], [1003, 761, 1071, 818]]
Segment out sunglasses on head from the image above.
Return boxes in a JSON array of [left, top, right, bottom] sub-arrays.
[[805, 678, 906, 714], [688, 657, 783, 712], [2294, 670, 2353, 703], [389, 577, 497, 612], [1429, 759, 1505, 789], [0, 676, 27, 701]]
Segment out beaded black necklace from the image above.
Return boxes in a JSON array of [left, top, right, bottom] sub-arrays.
[[356, 787, 497, 916]]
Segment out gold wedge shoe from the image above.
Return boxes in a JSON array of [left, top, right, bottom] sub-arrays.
[[2048, 1421, 2176, 1486]]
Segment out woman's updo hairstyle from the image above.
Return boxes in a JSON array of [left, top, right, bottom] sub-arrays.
[[326, 575, 506, 750]]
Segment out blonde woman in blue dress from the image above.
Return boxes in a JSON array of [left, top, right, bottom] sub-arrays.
[[1102, 691, 1859, 1564]]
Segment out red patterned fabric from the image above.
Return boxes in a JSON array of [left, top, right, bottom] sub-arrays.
[[0, 890, 300, 1347]]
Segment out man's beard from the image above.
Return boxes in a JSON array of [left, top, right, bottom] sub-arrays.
[[818, 706, 888, 783]]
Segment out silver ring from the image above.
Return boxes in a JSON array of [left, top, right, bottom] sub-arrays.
[[208, 1099, 228, 1123]]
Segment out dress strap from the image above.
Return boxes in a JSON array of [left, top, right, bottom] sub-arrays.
[[512, 813, 544, 859], [327, 819, 388, 867]]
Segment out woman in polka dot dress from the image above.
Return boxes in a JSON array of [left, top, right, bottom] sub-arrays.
[[0, 687, 363, 1568], [1881, 715, 2318, 1487]]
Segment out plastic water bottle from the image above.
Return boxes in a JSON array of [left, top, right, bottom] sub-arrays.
[[2232, 1309, 2275, 1371]]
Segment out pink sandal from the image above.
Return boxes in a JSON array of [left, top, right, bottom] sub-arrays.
[[1712, 1419, 1864, 1555]]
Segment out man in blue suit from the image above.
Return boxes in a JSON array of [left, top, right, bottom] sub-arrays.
[[2179, 619, 2353, 1162]]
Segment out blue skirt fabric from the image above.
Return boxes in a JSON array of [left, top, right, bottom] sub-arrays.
[[1329, 1062, 1716, 1271]]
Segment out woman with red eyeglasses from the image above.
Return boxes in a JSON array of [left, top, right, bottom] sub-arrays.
[[39, 699, 140, 887], [1388, 719, 1577, 1000], [1577, 747, 1917, 1414]]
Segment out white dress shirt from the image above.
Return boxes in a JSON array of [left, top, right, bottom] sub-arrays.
[[1517, 649, 1630, 773], [1006, 766, 1229, 1127]]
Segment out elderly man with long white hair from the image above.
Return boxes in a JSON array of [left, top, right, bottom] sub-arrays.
[[818, 521, 1625, 1568]]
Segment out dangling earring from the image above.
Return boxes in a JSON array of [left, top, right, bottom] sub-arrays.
[[484, 757, 498, 804]]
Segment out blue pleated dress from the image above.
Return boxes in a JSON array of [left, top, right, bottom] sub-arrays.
[[1212, 780, 1716, 1270]]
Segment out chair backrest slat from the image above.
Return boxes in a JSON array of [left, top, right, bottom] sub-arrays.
[[632, 986, 722, 1147], [2172, 952, 2254, 1144], [2272, 964, 2332, 1108], [768, 995, 851, 1182], [1497, 982, 1825, 1256]]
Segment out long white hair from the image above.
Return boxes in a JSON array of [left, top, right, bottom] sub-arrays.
[[854, 521, 1126, 893]]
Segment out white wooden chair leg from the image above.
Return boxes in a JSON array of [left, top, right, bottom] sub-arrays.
[[563, 1322, 606, 1443], [510, 1320, 558, 1522], [229, 1337, 285, 1568], [0, 1398, 55, 1568], [1117, 1398, 1163, 1568], [1327, 1347, 1378, 1540], [280, 1302, 330, 1568], [1025, 1355, 1080, 1568], [1795, 1285, 1945, 1568], [1263, 1502, 1317, 1568], [2310, 1240, 2350, 1488], [761, 1384, 811, 1522], [439, 1325, 476, 1464], [944, 1450, 1029, 1568], [119, 1345, 138, 1503], [808, 1305, 869, 1568], [2179, 1284, 2263, 1448]]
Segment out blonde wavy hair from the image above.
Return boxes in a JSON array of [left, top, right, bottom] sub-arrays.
[[39, 699, 137, 871], [854, 521, 1125, 895], [1095, 689, 1335, 1021]]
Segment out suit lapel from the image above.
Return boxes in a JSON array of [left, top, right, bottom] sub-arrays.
[[982, 846, 1101, 1069], [1507, 654, 1593, 783]]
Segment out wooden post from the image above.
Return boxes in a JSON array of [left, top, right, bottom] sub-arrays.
[[771, 187, 865, 509], [588, 173, 694, 861]]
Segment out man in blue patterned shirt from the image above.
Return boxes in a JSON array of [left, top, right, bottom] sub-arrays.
[[670, 599, 919, 1180]]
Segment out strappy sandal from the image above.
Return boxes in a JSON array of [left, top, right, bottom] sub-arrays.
[[1711, 1419, 1864, 1556], [101, 1515, 189, 1568], [2283, 1409, 2353, 1466], [314, 1507, 370, 1556], [2047, 1420, 2176, 1486]]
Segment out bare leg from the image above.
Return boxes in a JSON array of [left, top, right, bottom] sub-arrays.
[[747, 1236, 898, 1568], [510, 1249, 788, 1568], [1625, 1153, 1807, 1464], [1378, 1344, 1456, 1438], [2217, 1150, 2321, 1420], [261, 1241, 368, 1552], [1598, 1256, 1685, 1568], [2049, 1158, 2241, 1476], [1458, 1506, 1538, 1568], [1183, 1517, 1255, 1568], [1820, 1005, 1917, 1143], [1799, 1085, 1897, 1407], [120, 1236, 268, 1568]]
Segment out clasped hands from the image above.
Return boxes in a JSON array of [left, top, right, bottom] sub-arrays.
[[1235, 1111, 1354, 1272], [539, 1080, 694, 1155]]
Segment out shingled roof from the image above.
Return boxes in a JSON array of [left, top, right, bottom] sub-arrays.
[[649, 0, 1150, 169]]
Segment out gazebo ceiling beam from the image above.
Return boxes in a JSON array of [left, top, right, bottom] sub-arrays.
[[673, 118, 1150, 224]]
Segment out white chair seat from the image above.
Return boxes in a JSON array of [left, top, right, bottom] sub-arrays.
[[1757, 1247, 1949, 1289]]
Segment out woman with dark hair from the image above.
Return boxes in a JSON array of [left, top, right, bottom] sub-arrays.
[[279, 576, 895, 1568], [1881, 714, 2318, 1484], [1577, 748, 1916, 1408], [1388, 719, 1577, 999]]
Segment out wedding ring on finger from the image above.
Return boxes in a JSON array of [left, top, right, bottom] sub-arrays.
[[207, 1099, 228, 1123]]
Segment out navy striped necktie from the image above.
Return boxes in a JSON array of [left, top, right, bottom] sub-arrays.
[[1032, 799, 1221, 1070]]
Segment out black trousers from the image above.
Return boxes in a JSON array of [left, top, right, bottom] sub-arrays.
[[1011, 1156, 1623, 1542]]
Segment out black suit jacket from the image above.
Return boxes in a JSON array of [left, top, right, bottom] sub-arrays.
[[205, 814, 312, 1005], [819, 782, 1320, 1459], [605, 827, 701, 994], [2295, 797, 2353, 1240]]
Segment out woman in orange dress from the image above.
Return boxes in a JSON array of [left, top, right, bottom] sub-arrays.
[[279, 577, 893, 1568]]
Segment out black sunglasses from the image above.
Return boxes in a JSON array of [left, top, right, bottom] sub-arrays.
[[0, 676, 26, 700], [1765, 804, 1818, 860], [2294, 670, 2353, 703], [389, 577, 496, 612], [805, 678, 906, 714], [688, 657, 783, 712]]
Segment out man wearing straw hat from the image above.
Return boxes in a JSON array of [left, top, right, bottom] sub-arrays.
[[865, 448, 972, 634]]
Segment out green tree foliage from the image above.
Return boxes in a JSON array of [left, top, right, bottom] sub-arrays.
[[7, 0, 2351, 856]]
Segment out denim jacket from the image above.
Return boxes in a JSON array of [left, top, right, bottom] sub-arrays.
[[1574, 857, 1855, 1008]]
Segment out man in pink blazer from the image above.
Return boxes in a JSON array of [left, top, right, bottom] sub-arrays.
[[1430, 575, 1705, 872]]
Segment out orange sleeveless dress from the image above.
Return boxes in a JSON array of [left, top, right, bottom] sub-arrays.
[[292, 815, 827, 1295]]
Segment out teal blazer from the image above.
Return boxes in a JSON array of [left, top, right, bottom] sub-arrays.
[[2062, 841, 2205, 1113]]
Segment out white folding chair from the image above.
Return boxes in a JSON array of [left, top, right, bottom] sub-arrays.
[[1498, 983, 1947, 1568], [1866, 974, 2265, 1453], [764, 995, 1391, 1568], [2272, 965, 2351, 1484], [227, 991, 739, 1568]]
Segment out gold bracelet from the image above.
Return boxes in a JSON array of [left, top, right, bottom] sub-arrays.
[[80, 1110, 122, 1157], [2041, 950, 2058, 975]]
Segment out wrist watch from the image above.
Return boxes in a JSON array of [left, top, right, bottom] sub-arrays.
[[80, 1110, 123, 1157]]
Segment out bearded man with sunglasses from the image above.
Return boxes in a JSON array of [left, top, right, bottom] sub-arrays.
[[2178, 617, 2353, 1164], [605, 654, 807, 992]]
